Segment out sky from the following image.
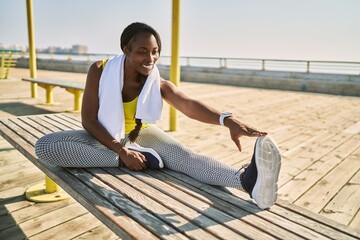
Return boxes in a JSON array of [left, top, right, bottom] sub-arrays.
[[1, 0, 360, 61]]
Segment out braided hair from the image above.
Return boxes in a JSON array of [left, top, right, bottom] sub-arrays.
[[121, 22, 162, 142], [120, 22, 162, 54]]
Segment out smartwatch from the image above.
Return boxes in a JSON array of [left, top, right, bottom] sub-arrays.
[[219, 112, 233, 126]]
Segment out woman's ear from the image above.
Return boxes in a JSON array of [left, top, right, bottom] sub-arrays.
[[123, 46, 130, 56]]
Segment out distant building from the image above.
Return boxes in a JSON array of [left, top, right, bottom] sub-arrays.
[[0, 43, 27, 52], [72, 44, 88, 54], [36, 45, 88, 54]]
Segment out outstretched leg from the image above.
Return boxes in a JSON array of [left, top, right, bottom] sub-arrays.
[[35, 130, 120, 167], [137, 125, 281, 209], [136, 125, 243, 189]]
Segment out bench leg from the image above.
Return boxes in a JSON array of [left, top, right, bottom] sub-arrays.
[[31, 82, 38, 98], [25, 175, 69, 203], [66, 88, 83, 111], [38, 84, 56, 104]]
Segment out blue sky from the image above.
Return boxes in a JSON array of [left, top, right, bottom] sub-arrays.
[[1, 0, 360, 61]]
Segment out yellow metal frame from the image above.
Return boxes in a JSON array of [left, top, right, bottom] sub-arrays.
[[26, 0, 38, 98], [0, 51, 17, 79], [25, 176, 69, 202], [169, 0, 181, 131], [38, 83, 56, 104], [26, 1, 68, 202], [66, 88, 84, 111]]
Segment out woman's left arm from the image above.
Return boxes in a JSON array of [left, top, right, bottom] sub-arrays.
[[160, 79, 267, 151]]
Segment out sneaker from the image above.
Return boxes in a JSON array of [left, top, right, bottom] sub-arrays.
[[125, 142, 164, 169], [240, 136, 281, 209]]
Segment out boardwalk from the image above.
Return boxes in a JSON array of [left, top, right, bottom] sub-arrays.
[[1, 68, 359, 239]]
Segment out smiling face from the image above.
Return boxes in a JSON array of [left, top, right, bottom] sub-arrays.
[[124, 32, 160, 76]]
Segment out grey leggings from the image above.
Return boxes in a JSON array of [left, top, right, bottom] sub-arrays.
[[35, 125, 242, 189]]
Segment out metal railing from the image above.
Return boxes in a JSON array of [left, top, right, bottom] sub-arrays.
[[7, 51, 360, 75], [158, 56, 360, 75]]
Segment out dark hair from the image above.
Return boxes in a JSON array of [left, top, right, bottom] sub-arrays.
[[120, 22, 162, 54], [121, 22, 162, 142]]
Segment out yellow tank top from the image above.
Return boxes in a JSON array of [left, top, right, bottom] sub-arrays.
[[102, 60, 148, 134]]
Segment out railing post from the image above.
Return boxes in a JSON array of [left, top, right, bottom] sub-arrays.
[[186, 57, 190, 66], [307, 61, 310, 73], [262, 60, 265, 71]]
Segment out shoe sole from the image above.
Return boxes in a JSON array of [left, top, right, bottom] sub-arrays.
[[251, 136, 281, 209], [126, 143, 164, 169]]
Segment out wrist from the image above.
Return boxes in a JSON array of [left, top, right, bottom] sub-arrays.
[[219, 112, 233, 126], [224, 116, 235, 128]]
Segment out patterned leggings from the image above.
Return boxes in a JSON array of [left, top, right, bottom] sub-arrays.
[[35, 125, 242, 189]]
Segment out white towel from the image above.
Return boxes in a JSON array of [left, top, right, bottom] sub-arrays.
[[97, 54, 163, 141]]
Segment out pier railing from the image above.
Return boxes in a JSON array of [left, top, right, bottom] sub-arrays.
[[8, 51, 360, 75]]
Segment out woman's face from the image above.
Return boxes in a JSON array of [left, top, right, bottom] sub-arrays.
[[125, 32, 160, 76]]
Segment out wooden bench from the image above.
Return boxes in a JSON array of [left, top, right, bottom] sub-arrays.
[[1, 113, 360, 239], [22, 78, 85, 111]]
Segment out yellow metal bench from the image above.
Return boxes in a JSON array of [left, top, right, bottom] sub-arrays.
[[1, 113, 360, 239], [22, 78, 85, 111], [0, 51, 17, 79]]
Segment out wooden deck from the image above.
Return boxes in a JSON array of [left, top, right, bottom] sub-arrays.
[[1, 68, 360, 239]]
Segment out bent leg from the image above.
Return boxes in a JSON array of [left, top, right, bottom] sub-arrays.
[[137, 126, 243, 189], [35, 130, 119, 167]]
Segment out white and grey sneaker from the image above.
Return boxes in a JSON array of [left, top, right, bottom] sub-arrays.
[[240, 136, 281, 209], [125, 142, 164, 169]]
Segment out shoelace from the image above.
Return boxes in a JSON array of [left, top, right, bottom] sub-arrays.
[[235, 163, 249, 176]]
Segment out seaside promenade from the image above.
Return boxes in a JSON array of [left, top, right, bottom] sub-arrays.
[[1, 67, 360, 239]]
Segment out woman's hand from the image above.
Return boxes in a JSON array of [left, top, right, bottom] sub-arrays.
[[119, 148, 148, 171], [224, 117, 267, 152]]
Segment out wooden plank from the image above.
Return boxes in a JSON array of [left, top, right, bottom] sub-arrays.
[[0, 200, 34, 215], [0, 200, 76, 231], [0, 172, 44, 192], [0, 182, 42, 205], [36, 115, 78, 131], [0, 159, 34, 175], [350, 208, 360, 230], [29, 213, 101, 240], [1, 163, 40, 182], [107, 168, 302, 240], [101, 168, 249, 239], [273, 199, 360, 240], [163, 169, 360, 240], [72, 224, 118, 240], [123, 168, 320, 239], [26, 115, 63, 133], [56, 113, 82, 128], [89, 168, 224, 240], [0, 203, 88, 240], [279, 133, 360, 202], [320, 183, 360, 225], [343, 121, 360, 134], [295, 147, 360, 212], [281, 130, 335, 162], [45, 114, 82, 130], [67, 168, 188, 240]]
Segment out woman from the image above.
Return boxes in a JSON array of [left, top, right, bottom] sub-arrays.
[[35, 22, 281, 209]]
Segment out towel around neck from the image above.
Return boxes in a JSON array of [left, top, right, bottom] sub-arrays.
[[97, 54, 163, 141]]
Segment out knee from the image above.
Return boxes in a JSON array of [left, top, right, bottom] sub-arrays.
[[35, 133, 60, 165]]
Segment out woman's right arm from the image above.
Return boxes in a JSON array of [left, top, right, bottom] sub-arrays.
[[81, 61, 147, 170]]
